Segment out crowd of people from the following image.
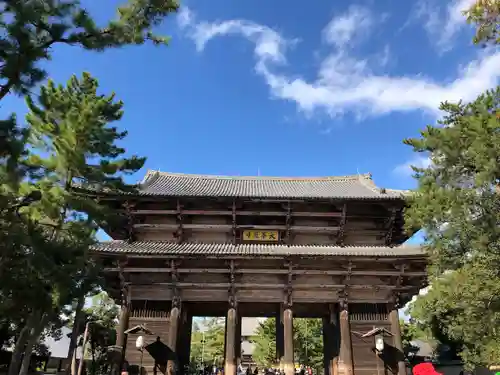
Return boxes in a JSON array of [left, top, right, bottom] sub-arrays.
[[195, 364, 315, 375]]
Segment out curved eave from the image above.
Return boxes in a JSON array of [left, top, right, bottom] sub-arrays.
[[72, 188, 411, 202], [91, 241, 427, 260]]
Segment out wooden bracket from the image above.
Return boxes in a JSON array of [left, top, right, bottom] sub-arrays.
[[170, 260, 181, 308], [339, 289, 349, 311], [122, 201, 136, 243], [285, 201, 292, 245], [342, 261, 353, 285], [390, 292, 402, 310], [228, 260, 237, 308], [118, 261, 131, 307], [284, 260, 293, 308], [385, 207, 397, 246], [232, 199, 237, 245], [336, 203, 347, 246], [175, 199, 184, 244]]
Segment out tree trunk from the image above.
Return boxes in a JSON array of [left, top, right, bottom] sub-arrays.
[[90, 338, 96, 375], [19, 313, 49, 375], [7, 313, 39, 375], [66, 294, 85, 375]]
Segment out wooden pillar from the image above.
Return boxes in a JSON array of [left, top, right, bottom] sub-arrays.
[[276, 307, 284, 369], [339, 300, 354, 375], [389, 300, 405, 375], [115, 293, 130, 375], [323, 304, 339, 375], [225, 306, 237, 375], [116, 301, 130, 350], [236, 314, 242, 367], [178, 309, 193, 375], [283, 306, 294, 375], [323, 317, 333, 375], [167, 302, 181, 375]]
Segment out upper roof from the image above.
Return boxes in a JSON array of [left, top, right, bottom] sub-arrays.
[[138, 171, 410, 200]]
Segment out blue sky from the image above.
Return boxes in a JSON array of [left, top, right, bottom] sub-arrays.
[[1, 0, 498, 245]]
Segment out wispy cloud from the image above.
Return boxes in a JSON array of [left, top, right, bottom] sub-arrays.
[[393, 155, 432, 176], [416, 0, 476, 52], [177, 5, 500, 119], [322, 5, 374, 48]]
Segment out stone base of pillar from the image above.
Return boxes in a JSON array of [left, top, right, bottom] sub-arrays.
[[337, 360, 353, 375], [283, 363, 295, 375]]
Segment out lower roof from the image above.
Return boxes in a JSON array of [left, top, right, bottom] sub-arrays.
[[92, 241, 424, 257]]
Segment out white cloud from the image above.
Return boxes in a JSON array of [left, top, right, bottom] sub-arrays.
[[177, 6, 193, 30], [177, 5, 500, 119], [416, 0, 476, 52], [322, 5, 373, 48], [393, 155, 432, 176]]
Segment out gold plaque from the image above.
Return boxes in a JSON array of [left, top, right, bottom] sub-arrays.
[[242, 230, 279, 242]]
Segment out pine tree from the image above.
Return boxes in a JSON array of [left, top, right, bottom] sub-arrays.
[[404, 88, 500, 368], [464, 0, 500, 46], [251, 318, 324, 369], [4, 72, 145, 375], [0, 0, 179, 101]]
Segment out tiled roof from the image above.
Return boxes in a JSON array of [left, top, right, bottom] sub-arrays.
[[92, 241, 424, 257], [137, 171, 410, 200]]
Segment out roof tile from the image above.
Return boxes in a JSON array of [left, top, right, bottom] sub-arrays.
[[138, 171, 409, 199], [92, 241, 424, 257]]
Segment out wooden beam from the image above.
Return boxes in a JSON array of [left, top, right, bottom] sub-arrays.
[[133, 223, 341, 232], [131, 282, 414, 290], [131, 209, 343, 217], [103, 267, 427, 277]]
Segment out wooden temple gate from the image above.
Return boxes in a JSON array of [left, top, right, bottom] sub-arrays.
[[88, 171, 427, 375]]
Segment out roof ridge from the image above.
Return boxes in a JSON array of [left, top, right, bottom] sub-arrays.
[[150, 171, 371, 181]]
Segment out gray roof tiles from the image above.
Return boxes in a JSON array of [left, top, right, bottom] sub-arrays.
[[138, 171, 410, 200], [92, 241, 424, 257]]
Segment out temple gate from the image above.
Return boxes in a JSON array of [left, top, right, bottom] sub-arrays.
[[89, 171, 427, 375]]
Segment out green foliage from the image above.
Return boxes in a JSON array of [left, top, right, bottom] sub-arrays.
[[0, 72, 145, 375], [190, 318, 225, 368], [293, 319, 323, 370], [400, 320, 422, 360], [252, 318, 324, 369], [0, 0, 179, 100], [252, 318, 277, 368], [464, 0, 500, 46], [83, 292, 119, 375], [404, 87, 500, 368]]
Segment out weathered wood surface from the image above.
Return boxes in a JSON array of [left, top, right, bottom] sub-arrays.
[[107, 197, 410, 245], [125, 317, 170, 375]]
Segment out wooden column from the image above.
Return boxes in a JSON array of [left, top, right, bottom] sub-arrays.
[[116, 301, 130, 350], [224, 306, 237, 375], [115, 282, 130, 375], [167, 301, 181, 375], [389, 299, 405, 375], [283, 306, 294, 375], [236, 314, 242, 367], [323, 304, 339, 375], [339, 299, 354, 375], [276, 307, 284, 369], [178, 310, 193, 375]]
